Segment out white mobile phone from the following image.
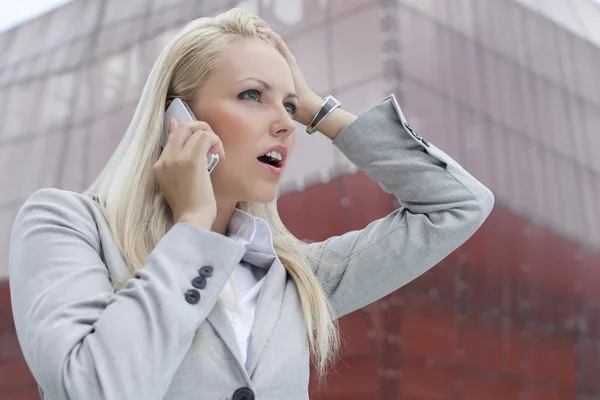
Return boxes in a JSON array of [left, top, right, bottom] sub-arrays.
[[162, 98, 219, 174]]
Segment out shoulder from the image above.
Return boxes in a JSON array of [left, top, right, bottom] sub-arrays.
[[19, 188, 99, 219], [13, 188, 102, 250]]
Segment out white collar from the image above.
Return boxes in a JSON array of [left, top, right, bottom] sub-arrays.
[[226, 208, 276, 256]]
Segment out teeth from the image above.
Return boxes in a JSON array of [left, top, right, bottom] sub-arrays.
[[265, 151, 282, 161]]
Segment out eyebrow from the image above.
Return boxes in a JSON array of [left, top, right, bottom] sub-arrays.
[[238, 78, 299, 101]]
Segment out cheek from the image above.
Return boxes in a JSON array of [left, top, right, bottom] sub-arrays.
[[200, 104, 255, 153]]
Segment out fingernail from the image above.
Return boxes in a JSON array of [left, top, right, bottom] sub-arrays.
[[172, 117, 179, 128]]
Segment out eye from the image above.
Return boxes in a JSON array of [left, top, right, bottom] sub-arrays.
[[239, 89, 262, 102], [284, 103, 297, 115]]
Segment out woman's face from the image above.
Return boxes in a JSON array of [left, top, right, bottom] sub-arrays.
[[191, 38, 297, 206]]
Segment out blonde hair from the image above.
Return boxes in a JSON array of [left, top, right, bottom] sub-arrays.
[[84, 8, 339, 382]]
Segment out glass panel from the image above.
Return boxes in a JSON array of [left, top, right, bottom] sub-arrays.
[[400, 7, 441, 91], [331, 0, 378, 17], [57, 127, 87, 191], [481, 50, 506, 124], [403, 79, 455, 155], [564, 96, 590, 165], [448, 35, 485, 114], [3, 18, 46, 66], [436, 25, 453, 99], [556, 29, 578, 94], [531, 77, 554, 146], [332, 6, 382, 89], [0, 135, 46, 203], [458, 108, 493, 188], [570, 35, 598, 104], [87, 116, 121, 182], [488, 123, 512, 204], [49, 0, 102, 43], [258, 0, 328, 38], [1, 81, 42, 139], [70, 67, 94, 126], [287, 26, 331, 95], [580, 170, 600, 242], [0, 29, 14, 67], [29, 53, 52, 78], [0, 66, 15, 85], [547, 84, 571, 157], [447, 0, 477, 38], [524, 12, 562, 84], [87, 52, 131, 117], [472, 0, 495, 50], [145, 0, 195, 38], [583, 103, 600, 173], [49, 38, 90, 73], [540, 150, 562, 231], [506, 132, 533, 215], [486, 0, 520, 61], [0, 206, 20, 278], [572, 0, 600, 47], [527, 141, 546, 222], [555, 157, 583, 238], [511, 5, 530, 67], [12, 59, 37, 82], [0, 143, 18, 203], [400, 0, 450, 24], [331, 78, 386, 172], [103, 0, 149, 26], [537, 0, 584, 34], [94, 19, 144, 59], [38, 70, 78, 132], [503, 62, 527, 135], [17, 133, 64, 200]]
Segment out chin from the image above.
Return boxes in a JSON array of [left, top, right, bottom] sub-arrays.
[[243, 181, 279, 204], [246, 190, 278, 204]]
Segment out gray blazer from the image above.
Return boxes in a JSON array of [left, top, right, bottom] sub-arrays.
[[9, 95, 494, 400]]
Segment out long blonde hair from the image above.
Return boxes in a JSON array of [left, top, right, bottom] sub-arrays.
[[84, 7, 339, 382]]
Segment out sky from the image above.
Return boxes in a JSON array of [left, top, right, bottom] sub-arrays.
[[0, 0, 73, 33]]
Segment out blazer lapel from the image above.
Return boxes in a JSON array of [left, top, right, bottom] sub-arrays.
[[206, 302, 248, 374], [245, 256, 287, 375]]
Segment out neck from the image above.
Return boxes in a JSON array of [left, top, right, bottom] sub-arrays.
[[211, 197, 237, 236]]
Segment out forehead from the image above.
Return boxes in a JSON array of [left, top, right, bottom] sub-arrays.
[[209, 38, 294, 91]]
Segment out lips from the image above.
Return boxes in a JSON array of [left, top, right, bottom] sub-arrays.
[[256, 145, 288, 169]]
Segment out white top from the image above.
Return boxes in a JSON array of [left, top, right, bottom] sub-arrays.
[[219, 208, 275, 366]]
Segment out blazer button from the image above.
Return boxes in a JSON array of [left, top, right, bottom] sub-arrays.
[[199, 266, 213, 277], [192, 276, 207, 289], [232, 387, 254, 400], [184, 289, 200, 304]]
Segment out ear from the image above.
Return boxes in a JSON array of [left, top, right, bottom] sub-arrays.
[[165, 99, 173, 111]]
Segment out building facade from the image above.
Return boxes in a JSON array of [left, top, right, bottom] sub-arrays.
[[0, 0, 599, 398]]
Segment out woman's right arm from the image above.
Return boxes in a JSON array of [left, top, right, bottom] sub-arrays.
[[9, 188, 246, 400]]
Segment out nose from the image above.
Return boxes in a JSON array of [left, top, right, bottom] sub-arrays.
[[270, 106, 296, 139]]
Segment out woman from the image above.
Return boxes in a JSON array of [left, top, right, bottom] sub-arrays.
[[9, 7, 494, 400]]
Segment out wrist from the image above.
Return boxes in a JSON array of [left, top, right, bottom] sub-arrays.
[[297, 94, 325, 126]]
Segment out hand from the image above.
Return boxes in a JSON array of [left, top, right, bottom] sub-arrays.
[[256, 27, 324, 126], [153, 118, 226, 230]]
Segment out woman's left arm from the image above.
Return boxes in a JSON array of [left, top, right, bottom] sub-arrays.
[[304, 95, 494, 319], [260, 28, 495, 320]]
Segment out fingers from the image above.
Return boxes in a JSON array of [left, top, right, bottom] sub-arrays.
[[163, 118, 216, 155], [256, 27, 296, 63], [180, 130, 225, 168]]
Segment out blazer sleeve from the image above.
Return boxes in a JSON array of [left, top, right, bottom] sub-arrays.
[[8, 188, 247, 400], [304, 95, 495, 319]]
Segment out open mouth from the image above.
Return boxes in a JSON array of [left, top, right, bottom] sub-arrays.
[[257, 153, 283, 169]]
